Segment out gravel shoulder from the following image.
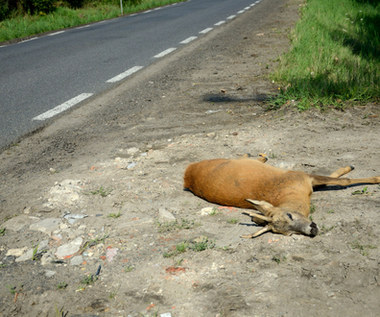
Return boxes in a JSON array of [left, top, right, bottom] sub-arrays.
[[0, 0, 379, 316]]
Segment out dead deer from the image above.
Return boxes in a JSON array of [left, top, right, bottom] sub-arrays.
[[184, 155, 380, 238]]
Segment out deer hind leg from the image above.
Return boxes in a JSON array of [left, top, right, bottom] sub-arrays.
[[329, 165, 355, 178], [311, 174, 380, 187]]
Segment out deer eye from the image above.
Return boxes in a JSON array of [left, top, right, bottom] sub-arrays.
[[286, 213, 293, 221]]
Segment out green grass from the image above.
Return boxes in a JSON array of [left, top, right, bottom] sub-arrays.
[[0, 0, 184, 43], [271, 0, 379, 110]]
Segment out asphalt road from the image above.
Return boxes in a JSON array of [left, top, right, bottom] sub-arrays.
[[0, 0, 264, 150]]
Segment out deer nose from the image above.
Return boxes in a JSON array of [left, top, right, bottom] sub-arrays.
[[310, 222, 318, 237]]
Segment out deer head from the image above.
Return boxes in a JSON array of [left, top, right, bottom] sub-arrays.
[[242, 199, 318, 238]]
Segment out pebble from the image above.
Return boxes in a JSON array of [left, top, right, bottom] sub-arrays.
[[158, 208, 176, 222], [45, 270, 56, 278], [6, 247, 28, 257], [41, 251, 55, 266], [3, 215, 38, 232], [29, 218, 61, 235], [70, 255, 84, 266], [199, 207, 217, 216], [55, 237, 83, 259], [63, 213, 88, 224]]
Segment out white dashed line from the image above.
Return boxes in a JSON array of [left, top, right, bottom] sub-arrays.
[[215, 20, 225, 26], [48, 31, 65, 36], [227, 15, 236, 20], [245, 6, 250, 10], [154, 47, 177, 58], [76, 25, 91, 30], [237, 10, 245, 14], [180, 36, 198, 44], [199, 27, 213, 34], [106, 66, 144, 83], [20, 37, 38, 43], [32, 93, 93, 121]]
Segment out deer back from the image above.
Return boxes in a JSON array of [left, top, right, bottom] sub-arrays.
[[184, 158, 313, 213]]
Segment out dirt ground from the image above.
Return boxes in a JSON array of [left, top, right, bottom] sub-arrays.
[[0, 0, 379, 316]]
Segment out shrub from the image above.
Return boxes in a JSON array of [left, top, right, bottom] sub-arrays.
[[22, 0, 56, 15], [66, 0, 85, 9]]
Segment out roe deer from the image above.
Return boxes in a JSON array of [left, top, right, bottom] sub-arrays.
[[184, 155, 380, 238]]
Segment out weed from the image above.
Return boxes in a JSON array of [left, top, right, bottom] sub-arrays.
[[189, 237, 215, 252], [54, 306, 69, 317], [57, 282, 68, 290], [163, 237, 215, 257], [327, 209, 335, 214], [81, 274, 97, 285], [272, 255, 286, 264], [209, 208, 218, 216], [79, 234, 109, 253], [32, 244, 39, 261], [309, 203, 316, 214], [227, 218, 239, 224], [90, 186, 112, 197], [350, 240, 377, 256], [320, 225, 335, 234], [157, 219, 197, 233], [124, 265, 135, 273], [8, 284, 23, 295], [107, 211, 121, 219], [352, 186, 370, 195], [0, 227, 5, 236]]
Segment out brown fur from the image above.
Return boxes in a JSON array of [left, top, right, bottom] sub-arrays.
[[184, 156, 380, 237]]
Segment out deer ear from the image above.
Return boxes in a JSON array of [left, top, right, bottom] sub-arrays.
[[246, 199, 274, 215]]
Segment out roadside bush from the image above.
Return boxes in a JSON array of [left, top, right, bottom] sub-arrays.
[[22, 0, 56, 15], [66, 0, 85, 9], [0, 1, 10, 21]]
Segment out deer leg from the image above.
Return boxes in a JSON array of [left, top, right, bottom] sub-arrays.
[[329, 166, 355, 178], [311, 175, 380, 187]]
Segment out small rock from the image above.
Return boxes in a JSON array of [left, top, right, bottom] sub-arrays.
[[45, 270, 56, 278], [160, 313, 172, 317], [3, 215, 38, 232], [15, 240, 49, 262], [6, 247, 28, 257], [206, 132, 216, 139], [158, 208, 176, 222], [41, 251, 55, 266], [106, 248, 118, 263], [55, 237, 83, 259], [198, 207, 217, 216], [127, 162, 138, 170], [63, 213, 88, 224], [70, 255, 84, 266], [127, 147, 139, 156], [29, 218, 61, 235]]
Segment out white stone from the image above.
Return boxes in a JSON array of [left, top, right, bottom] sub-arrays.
[[45, 270, 56, 278], [55, 237, 83, 259], [6, 247, 27, 257], [3, 215, 38, 232], [70, 255, 84, 266], [29, 218, 61, 235], [158, 208, 176, 221]]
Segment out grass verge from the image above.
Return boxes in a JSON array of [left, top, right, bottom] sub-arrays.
[[0, 0, 184, 43], [271, 0, 379, 110]]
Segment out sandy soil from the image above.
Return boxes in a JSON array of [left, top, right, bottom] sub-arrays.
[[0, 0, 379, 316]]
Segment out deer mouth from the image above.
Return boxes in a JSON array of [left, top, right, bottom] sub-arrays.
[[309, 222, 318, 237]]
